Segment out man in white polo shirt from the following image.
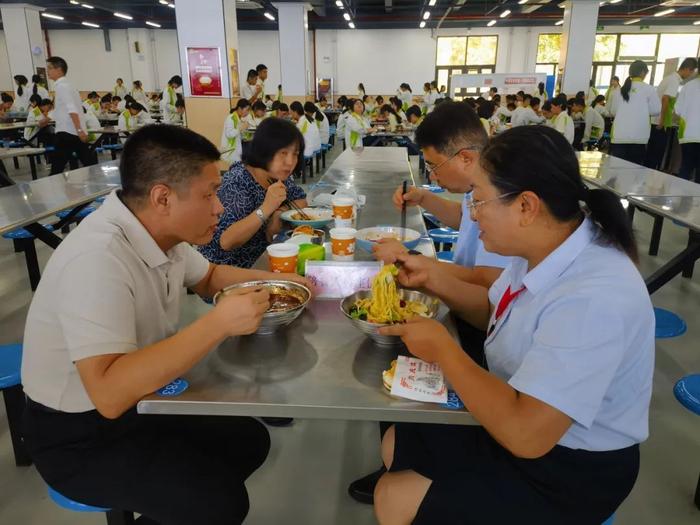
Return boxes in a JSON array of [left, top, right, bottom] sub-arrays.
[[21, 125, 310, 524], [46, 56, 97, 175]]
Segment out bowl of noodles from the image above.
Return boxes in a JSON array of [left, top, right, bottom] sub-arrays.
[[340, 265, 446, 346], [280, 207, 333, 228], [355, 226, 422, 253]]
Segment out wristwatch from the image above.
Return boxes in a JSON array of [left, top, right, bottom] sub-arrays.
[[255, 208, 266, 224]]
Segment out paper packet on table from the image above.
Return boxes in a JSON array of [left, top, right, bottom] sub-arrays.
[[390, 356, 448, 404], [305, 261, 381, 298], [311, 190, 366, 209]]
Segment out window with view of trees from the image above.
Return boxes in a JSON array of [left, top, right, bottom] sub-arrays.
[[435, 35, 498, 99]]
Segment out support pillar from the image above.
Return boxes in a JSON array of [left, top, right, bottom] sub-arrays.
[[274, 3, 312, 99], [0, 4, 48, 95], [558, 0, 599, 96]]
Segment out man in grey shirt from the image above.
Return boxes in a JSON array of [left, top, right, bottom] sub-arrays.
[[22, 125, 310, 524]]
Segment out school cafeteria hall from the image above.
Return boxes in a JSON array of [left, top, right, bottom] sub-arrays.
[[0, 0, 699, 523]]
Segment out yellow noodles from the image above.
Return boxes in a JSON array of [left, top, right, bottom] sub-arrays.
[[350, 265, 429, 323]]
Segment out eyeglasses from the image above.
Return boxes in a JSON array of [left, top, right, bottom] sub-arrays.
[[465, 191, 519, 217], [424, 148, 474, 177]]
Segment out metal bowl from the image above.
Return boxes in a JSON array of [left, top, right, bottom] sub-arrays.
[[214, 280, 311, 335], [340, 289, 447, 346]]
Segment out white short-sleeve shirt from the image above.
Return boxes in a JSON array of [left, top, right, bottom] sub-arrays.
[[52, 76, 86, 136], [453, 194, 512, 269], [484, 218, 655, 451], [21, 191, 210, 412]]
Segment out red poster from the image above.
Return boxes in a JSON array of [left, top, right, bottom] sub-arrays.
[[187, 47, 223, 97]]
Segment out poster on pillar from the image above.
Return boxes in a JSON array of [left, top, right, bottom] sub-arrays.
[[186, 47, 223, 97]]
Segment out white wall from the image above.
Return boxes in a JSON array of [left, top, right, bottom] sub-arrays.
[[1, 23, 698, 95]]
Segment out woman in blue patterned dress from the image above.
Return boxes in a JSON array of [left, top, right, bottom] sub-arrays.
[[198, 117, 307, 268]]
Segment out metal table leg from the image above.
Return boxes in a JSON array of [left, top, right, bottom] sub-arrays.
[[648, 214, 664, 256], [645, 230, 700, 294]]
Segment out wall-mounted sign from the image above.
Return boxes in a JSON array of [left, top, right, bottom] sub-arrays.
[[186, 47, 223, 97]]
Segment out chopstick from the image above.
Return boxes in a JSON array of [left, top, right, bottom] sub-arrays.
[[267, 178, 312, 220], [401, 180, 408, 241]]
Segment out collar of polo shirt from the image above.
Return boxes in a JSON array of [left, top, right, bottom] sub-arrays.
[[102, 191, 179, 268]]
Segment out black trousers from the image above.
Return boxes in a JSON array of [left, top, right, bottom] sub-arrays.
[[644, 126, 671, 170], [392, 424, 639, 525], [50, 131, 97, 175], [679, 142, 700, 182], [610, 143, 646, 165], [23, 399, 271, 525]]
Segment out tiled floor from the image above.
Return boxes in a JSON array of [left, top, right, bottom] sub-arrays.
[[0, 149, 699, 524]]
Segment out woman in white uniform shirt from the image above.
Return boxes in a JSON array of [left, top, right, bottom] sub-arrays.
[[118, 102, 153, 132], [344, 99, 376, 149], [220, 99, 251, 167], [30, 75, 50, 101], [550, 95, 575, 144], [131, 80, 149, 108], [12, 75, 31, 112], [397, 83, 413, 112], [608, 61, 661, 165], [290, 101, 321, 158], [305, 101, 330, 146], [242, 69, 262, 104], [374, 125, 653, 525]]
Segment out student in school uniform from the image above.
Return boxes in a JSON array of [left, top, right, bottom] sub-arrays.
[[166, 98, 186, 125], [674, 73, 700, 182], [160, 75, 182, 122], [374, 124, 653, 525], [534, 82, 548, 102], [275, 102, 290, 120], [21, 125, 308, 525], [82, 107, 100, 143], [477, 101, 495, 136], [550, 95, 575, 144], [345, 99, 376, 149], [24, 95, 53, 143], [586, 79, 599, 104], [97, 94, 114, 118], [131, 80, 149, 108], [290, 101, 321, 158], [605, 76, 620, 102], [30, 75, 50, 101], [591, 94, 608, 118], [363, 95, 376, 118], [397, 83, 413, 112], [242, 69, 261, 105], [113, 78, 128, 98], [645, 57, 698, 170], [541, 100, 555, 127], [118, 102, 153, 132], [348, 102, 512, 504], [255, 64, 268, 100], [582, 97, 606, 145], [0, 93, 13, 120], [47, 56, 97, 175], [389, 97, 407, 124], [336, 98, 353, 148], [608, 61, 661, 165], [358, 83, 366, 99], [510, 95, 541, 127], [12, 75, 30, 112], [307, 101, 330, 146], [82, 92, 100, 117], [247, 100, 269, 130], [220, 99, 251, 167]]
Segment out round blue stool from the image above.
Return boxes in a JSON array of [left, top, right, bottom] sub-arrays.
[[429, 227, 459, 251], [654, 307, 687, 338], [437, 250, 454, 263], [48, 487, 110, 513], [674, 374, 700, 416], [673, 374, 700, 509], [601, 515, 615, 525], [422, 211, 441, 228], [0, 344, 30, 466]]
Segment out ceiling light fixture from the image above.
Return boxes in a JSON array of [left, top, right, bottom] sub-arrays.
[[555, 19, 564, 25], [81, 4, 94, 9], [264, 11, 275, 20], [348, 21, 355, 28], [518, 0, 528, 4], [428, 0, 436, 5], [41, 13, 64, 20], [609, 0, 622, 4], [654, 8, 675, 16], [343, 12, 351, 20], [623, 17, 640, 24], [81, 21, 99, 27], [146, 21, 162, 27], [159, 0, 169, 4], [487, 19, 497, 26], [70, 0, 79, 4], [167, 3, 175, 8], [114, 12, 133, 20], [500, 9, 511, 18], [335, 0, 342, 5], [423, 10, 431, 19], [420, 20, 426, 27]]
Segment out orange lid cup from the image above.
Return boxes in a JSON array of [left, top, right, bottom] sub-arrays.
[[267, 243, 300, 273]]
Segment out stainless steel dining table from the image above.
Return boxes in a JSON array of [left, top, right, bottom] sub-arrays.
[[138, 146, 477, 425]]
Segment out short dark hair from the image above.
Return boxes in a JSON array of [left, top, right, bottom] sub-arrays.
[[572, 97, 586, 108], [175, 98, 185, 109], [256, 64, 268, 72], [29, 94, 42, 106], [233, 98, 250, 112], [127, 101, 146, 112], [489, 87, 498, 93], [1, 93, 13, 104], [252, 100, 266, 112], [679, 57, 698, 71], [120, 125, 221, 205], [243, 117, 304, 173], [47, 56, 68, 74], [278, 103, 289, 112], [169, 75, 182, 87], [87, 91, 99, 99], [531, 96, 541, 108], [112, 95, 122, 102], [541, 100, 552, 112], [40, 98, 52, 107], [478, 100, 495, 120], [247, 69, 258, 81], [415, 101, 488, 154], [290, 101, 304, 115], [101, 94, 113, 103], [405, 105, 422, 120]]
